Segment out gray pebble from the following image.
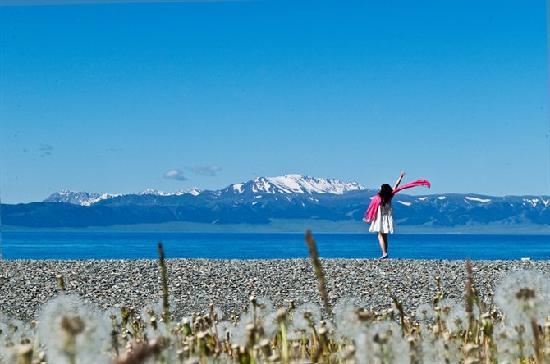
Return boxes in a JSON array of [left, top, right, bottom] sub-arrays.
[[0, 259, 548, 321]]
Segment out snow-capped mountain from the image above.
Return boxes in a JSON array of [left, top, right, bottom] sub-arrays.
[[43, 190, 121, 207], [139, 187, 202, 197], [45, 187, 203, 206], [186, 187, 202, 196], [14, 175, 549, 229], [225, 175, 365, 195], [139, 188, 185, 197], [43, 175, 362, 206]]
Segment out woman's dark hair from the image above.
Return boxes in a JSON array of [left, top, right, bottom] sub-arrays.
[[379, 184, 393, 205]]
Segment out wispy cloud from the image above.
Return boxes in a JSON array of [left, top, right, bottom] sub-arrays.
[[38, 144, 53, 157], [186, 165, 222, 176], [106, 147, 124, 153], [164, 169, 187, 181]]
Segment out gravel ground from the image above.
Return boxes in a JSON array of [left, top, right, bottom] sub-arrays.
[[0, 259, 549, 321]]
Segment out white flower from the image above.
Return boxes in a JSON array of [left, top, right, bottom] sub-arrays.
[[261, 311, 279, 338], [215, 321, 233, 342], [255, 296, 274, 315], [494, 270, 550, 325], [333, 297, 365, 339], [494, 321, 534, 361], [292, 303, 321, 332], [437, 299, 468, 332], [420, 335, 447, 363], [230, 311, 254, 347], [355, 321, 408, 364], [37, 295, 111, 364], [415, 303, 434, 322], [212, 306, 224, 321]]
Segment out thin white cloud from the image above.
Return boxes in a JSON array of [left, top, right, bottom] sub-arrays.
[[186, 165, 222, 176], [106, 147, 123, 153], [164, 169, 187, 181]]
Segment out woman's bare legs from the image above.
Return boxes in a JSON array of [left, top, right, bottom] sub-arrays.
[[377, 232, 388, 258]]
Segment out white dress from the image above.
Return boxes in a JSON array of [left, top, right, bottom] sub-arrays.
[[368, 202, 394, 234]]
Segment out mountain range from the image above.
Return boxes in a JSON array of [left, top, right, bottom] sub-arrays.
[[2, 174, 550, 230]]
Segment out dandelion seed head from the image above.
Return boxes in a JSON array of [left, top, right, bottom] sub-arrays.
[[292, 303, 321, 332], [230, 312, 255, 347], [494, 270, 550, 324], [415, 303, 434, 322], [212, 306, 224, 321], [420, 336, 446, 363], [216, 321, 233, 342], [333, 297, 365, 339], [436, 300, 468, 332], [37, 294, 111, 364], [255, 296, 274, 315], [261, 311, 279, 338]]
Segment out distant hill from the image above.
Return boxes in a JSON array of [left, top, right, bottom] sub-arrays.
[[3, 174, 550, 230]]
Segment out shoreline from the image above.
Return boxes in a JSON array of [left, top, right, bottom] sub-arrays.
[[5, 228, 550, 235], [1, 258, 549, 322], [4, 220, 550, 234], [0, 257, 548, 262]]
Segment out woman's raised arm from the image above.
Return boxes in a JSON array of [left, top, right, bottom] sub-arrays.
[[394, 171, 406, 190]]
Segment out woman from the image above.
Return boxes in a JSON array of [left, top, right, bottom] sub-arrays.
[[364, 172, 430, 259]]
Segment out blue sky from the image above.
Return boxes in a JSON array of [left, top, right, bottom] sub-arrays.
[[0, 0, 548, 203]]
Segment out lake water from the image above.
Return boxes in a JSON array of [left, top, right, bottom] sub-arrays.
[[0, 231, 549, 260]]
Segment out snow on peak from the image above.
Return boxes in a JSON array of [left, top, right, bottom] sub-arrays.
[[44, 190, 121, 206], [522, 198, 546, 207], [45, 175, 365, 205], [185, 187, 202, 196], [47, 187, 201, 206], [83, 192, 122, 206], [232, 183, 244, 193], [465, 196, 491, 203], [139, 188, 173, 196], [140, 188, 201, 197], [233, 174, 366, 195]]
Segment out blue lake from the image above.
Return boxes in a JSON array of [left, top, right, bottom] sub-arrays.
[[0, 231, 549, 260]]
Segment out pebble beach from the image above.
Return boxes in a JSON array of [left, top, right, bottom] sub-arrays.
[[1, 259, 549, 321]]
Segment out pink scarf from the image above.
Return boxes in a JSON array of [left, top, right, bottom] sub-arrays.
[[363, 179, 431, 223]]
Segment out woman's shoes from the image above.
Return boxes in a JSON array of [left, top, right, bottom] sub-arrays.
[[379, 254, 388, 260]]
